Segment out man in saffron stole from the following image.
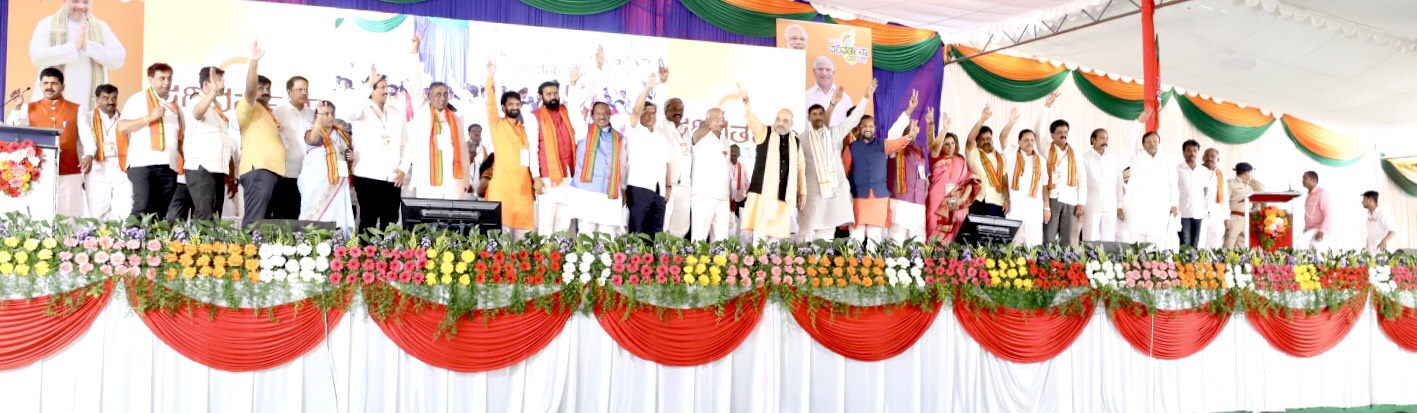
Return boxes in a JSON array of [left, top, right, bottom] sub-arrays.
[[407, 82, 471, 201], [798, 79, 875, 242], [926, 109, 978, 243], [118, 63, 184, 220], [1035, 92, 1085, 246], [484, 61, 536, 239], [1004, 128, 1049, 246], [78, 83, 133, 220], [737, 84, 806, 242], [298, 101, 356, 234], [964, 106, 1011, 219], [523, 69, 589, 235], [7, 67, 87, 217], [28, 0, 126, 107], [567, 102, 628, 236]]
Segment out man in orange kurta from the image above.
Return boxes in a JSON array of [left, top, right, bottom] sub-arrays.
[[484, 61, 538, 239], [7, 67, 85, 216]]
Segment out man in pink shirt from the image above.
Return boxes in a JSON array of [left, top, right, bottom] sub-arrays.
[[1301, 171, 1331, 249]]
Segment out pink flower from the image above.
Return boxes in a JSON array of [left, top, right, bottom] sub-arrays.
[[399, 272, 413, 283], [629, 255, 641, 266], [613, 252, 627, 264], [627, 263, 640, 273], [146, 240, 162, 252], [129, 267, 141, 277], [362, 271, 376, 284], [610, 275, 624, 286], [376, 261, 388, 272], [794, 257, 805, 265], [329, 272, 343, 284], [363, 246, 377, 257], [655, 274, 668, 284], [728, 266, 739, 277], [728, 253, 739, 263], [628, 275, 640, 285], [926, 276, 936, 285], [967, 268, 978, 277], [100, 265, 113, 276], [771, 275, 782, 285], [755, 270, 767, 280], [63, 237, 78, 248], [412, 273, 425, 284], [669, 266, 681, 276], [656, 265, 668, 276], [334, 246, 348, 257], [612, 263, 626, 273], [59, 251, 73, 261], [363, 260, 377, 271], [659, 255, 671, 266], [129, 255, 141, 267], [98, 237, 114, 249], [771, 256, 782, 265], [383, 250, 397, 259], [94, 251, 110, 264], [795, 275, 806, 284], [640, 254, 653, 265], [110, 252, 126, 266], [59, 262, 74, 275], [349, 247, 362, 258], [726, 275, 738, 284], [126, 239, 141, 250], [671, 274, 682, 282], [114, 264, 128, 274], [771, 267, 782, 277], [78, 263, 94, 274], [344, 274, 358, 283], [331, 260, 344, 271], [744, 256, 756, 266], [390, 260, 404, 272], [146, 268, 158, 279], [639, 265, 653, 277]]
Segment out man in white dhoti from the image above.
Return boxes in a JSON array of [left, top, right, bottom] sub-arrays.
[[7, 67, 86, 217], [804, 56, 851, 127], [567, 102, 628, 236], [799, 79, 874, 241], [1081, 126, 1122, 242], [522, 70, 589, 235], [689, 108, 733, 241], [406, 82, 471, 200], [1004, 128, 1048, 246], [28, 0, 126, 108], [1118, 110, 1178, 247], [78, 83, 132, 220], [297, 101, 356, 234]]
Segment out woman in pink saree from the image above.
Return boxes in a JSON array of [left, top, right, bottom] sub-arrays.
[[926, 108, 979, 242]]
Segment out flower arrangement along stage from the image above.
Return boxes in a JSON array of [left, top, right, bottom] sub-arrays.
[[0, 140, 44, 198], [0, 213, 1415, 336]]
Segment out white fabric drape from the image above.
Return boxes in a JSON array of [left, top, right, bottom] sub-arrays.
[[5, 290, 1417, 413], [939, 65, 1415, 250]]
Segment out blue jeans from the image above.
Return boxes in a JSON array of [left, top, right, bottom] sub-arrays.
[[1179, 217, 1203, 247]]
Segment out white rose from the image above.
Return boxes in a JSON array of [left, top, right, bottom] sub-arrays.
[[315, 243, 332, 257], [601, 268, 610, 279], [300, 257, 317, 271], [259, 245, 277, 259], [886, 268, 898, 279], [579, 272, 592, 284], [910, 267, 922, 277], [315, 257, 330, 271], [579, 261, 592, 272], [566, 253, 579, 264], [562, 271, 575, 283], [284, 259, 300, 273], [301, 269, 318, 281], [599, 253, 613, 265], [912, 257, 923, 267], [581, 252, 594, 263], [296, 243, 313, 256], [268, 269, 287, 282], [282, 244, 298, 256]]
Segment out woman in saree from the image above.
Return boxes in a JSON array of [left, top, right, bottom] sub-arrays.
[[298, 102, 358, 235], [926, 108, 979, 243]]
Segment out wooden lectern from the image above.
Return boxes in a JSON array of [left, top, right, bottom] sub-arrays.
[[1247, 191, 1302, 251], [0, 125, 61, 220]]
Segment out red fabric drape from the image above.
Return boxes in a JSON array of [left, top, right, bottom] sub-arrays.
[[789, 298, 943, 362], [1245, 291, 1367, 358], [1108, 296, 1230, 360], [371, 293, 574, 373], [1376, 303, 1417, 353], [0, 282, 112, 371], [129, 281, 350, 372], [953, 296, 1095, 363], [595, 290, 766, 366]]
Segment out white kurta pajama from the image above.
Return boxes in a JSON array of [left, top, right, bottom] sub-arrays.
[[28, 13, 126, 107], [661, 122, 694, 237], [567, 126, 629, 236], [297, 129, 356, 234], [522, 83, 589, 236], [1080, 148, 1123, 242], [1121, 146, 1179, 247], [797, 97, 865, 241], [1006, 149, 1046, 246], [406, 107, 471, 200], [691, 130, 733, 242], [78, 109, 133, 220]]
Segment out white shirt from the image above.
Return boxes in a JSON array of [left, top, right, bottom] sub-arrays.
[[1176, 161, 1211, 219], [1081, 148, 1122, 211], [1122, 148, 1179, 237], [1033, 109, 1085, 205], [662, 121, 692, 188], [79, 108, 120, 164], [183, 94, 237, 174], [625, 124, 674, 192], [805, 83, 852, 127], [273, 104, 314, 177], [692, 130, 730, 200], [406, 107, 469, 200], [344, 98, 409, 182], [119, 91, 181, 170], [1367, 206, 1395, 252], [29, 16, 126, 107]]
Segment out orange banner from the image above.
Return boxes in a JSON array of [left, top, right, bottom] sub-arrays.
[[778, 19, 873, 125], [6, 0, 145, 109]]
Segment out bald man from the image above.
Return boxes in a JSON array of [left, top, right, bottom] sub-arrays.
[[805, 56, 851, 127], [690, 108, 733, 241], [740, 84, 807, 242]]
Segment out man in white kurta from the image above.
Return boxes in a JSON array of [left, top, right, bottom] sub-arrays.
[[1119, 120, 1179, 247], [270, 77, 314, 219], [78, 84, 132, 220], [1081, 128, 1122, 242], [660, 98, 694, 238], [1176, 140, 1211, 248], [804, 56, 851, 127], [339, 68, 409, 231], [1363, 191, 1396, 253], [567, 102, 628, 236], [1034, 93, 1085, 245], [406, 84, 471, 200], [690, 108, 733, 241], [520, 73, 589, 235], [28, 1, 126, 107], [798, 85, 870, 241], [182, 68, 240, 221], [1005, 131, 1047, 246]]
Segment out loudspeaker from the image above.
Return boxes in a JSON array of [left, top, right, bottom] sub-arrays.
[[247, 219, 337, 233]]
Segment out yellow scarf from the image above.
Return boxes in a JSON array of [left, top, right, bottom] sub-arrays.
[[1012, 150, 1041, 198], [1046, 143, 1077, 189]]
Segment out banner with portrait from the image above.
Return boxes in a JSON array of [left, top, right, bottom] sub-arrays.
[[5, 0, 144, 110], [776, 19, 873, 127]]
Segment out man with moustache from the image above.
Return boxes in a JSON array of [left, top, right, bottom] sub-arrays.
[[7, 67, 86, 216], [466, 124, 489, 199], [522, 68, 588, 235], [566, 102, 628, 236], [1033, 92, 1084, 245], [689, 108, 734, 241], [484, 60, 537, 239], [1176, 139, 1210, 247], [737, 83, 806, 242], [625, 72, 676, 235], [964, 106, 1011, 218], [1080, 125, 1124, 242], [181, 66, 240, 221], [407, 81, 470, 201], [799, 79, 875, 241], [1201, 148, 1228, 248], [268, 75, 314, 219], [1118, 110, 1178, 246], [345, 65, 408, 232], [77, 84, 131, 220], [116, 63, 183, 219], [234, 41, 287, 226]]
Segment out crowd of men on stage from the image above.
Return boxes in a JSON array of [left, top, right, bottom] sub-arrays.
[[6, 41, 1399, 252]]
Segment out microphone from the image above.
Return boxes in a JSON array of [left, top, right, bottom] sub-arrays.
[[5, 87, 32, 104]]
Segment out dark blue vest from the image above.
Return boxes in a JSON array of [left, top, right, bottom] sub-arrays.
[[848, 137, 891, 198]]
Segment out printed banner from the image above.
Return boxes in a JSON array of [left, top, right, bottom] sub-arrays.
[[776, 19, 872, 127]]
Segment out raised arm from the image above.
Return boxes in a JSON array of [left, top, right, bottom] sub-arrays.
[[997, 108, 1019, 153], [886, 119, 920, 155], [738, 83, 768, 144], [832, 79, 878, 136], [629, 70, 659, 129], [241, 41, 263, 107], [1034, 91, 1059, 154], [966, 106, 991, 152], [192, 81, 222, 121], [485, 60, 500, 125], [927, 108, 952, 158]]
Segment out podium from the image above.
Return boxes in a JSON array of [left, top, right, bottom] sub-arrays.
[[0, 125, 60, 220], [1247, 191, 1302, 251]]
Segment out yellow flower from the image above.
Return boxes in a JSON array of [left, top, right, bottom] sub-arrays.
[[1013, 279, 1023, 288], [455, 262, 468, 274], [1022, 279, 1034, 290], [686, 256, 699, 266], [426, 249, 439, 259], [23, 239, 39, 251], [14, 251, 28, 264], [698, 275, 710, 286], [426, 273, 438, 285], [695, 263, 707, 274], [0, 263, 13, 274], [425, 261, 435, 270], [1006, 269, 1018, 279], [713, 255, 727, 266], [441, 251, 454, 263], [4, 237, 19, 248], [710, 266, 721, 276], [990, 276, 1001, 286], [710, 275, 722, 285], [1016, 257, 1026, 266], [14, 264, 29, 276], [441, 274, 452, 284], [34, 261, 51, 276], [182, 267, 197, 279], [41, 238, 56, 249], [985, 258, 997, 269], [1018, 266, 1029, 276], [0, 251, 10, 263], [440, 262, 454, 275], [683, 265, 694, 276], [459, 275, 471, 285], [699, 255, 710, 265], [685, 274, 697, 285], [460, 250, 475, 263]]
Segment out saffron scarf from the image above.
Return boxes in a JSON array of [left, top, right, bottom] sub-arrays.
[[90, 108, 129, 171], [1214, 168, 1224, 204], [318, 127, 354, 185], [578, 127, 623, 199], [1046, 143, 1077, 189], [49, 9, 106, 102], [893, 145, 920, 194], [427, 105, 464, 186], [534, 106, 576, 183], [1012, 150, 1041, 198], [146, 89, 184, 173], [977, 148, 1005, 193]]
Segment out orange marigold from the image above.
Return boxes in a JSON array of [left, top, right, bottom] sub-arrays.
[[244, 244, 258, 256], [835, 278, 847, 287]]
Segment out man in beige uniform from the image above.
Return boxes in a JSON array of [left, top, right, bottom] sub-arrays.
[[1223, 162, 1265, 249]]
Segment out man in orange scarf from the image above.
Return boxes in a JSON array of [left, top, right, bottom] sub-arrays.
[[117, 63, 182, 220], [6, 67, 86, 217], [521, 69, 588, 235], [485, 61, 537, 239], [1034, 92, 1085, 245], [77, 83, 131, 220]]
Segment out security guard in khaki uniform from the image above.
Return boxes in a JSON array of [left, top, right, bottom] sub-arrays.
[[1223, 162, 1265, 249]]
